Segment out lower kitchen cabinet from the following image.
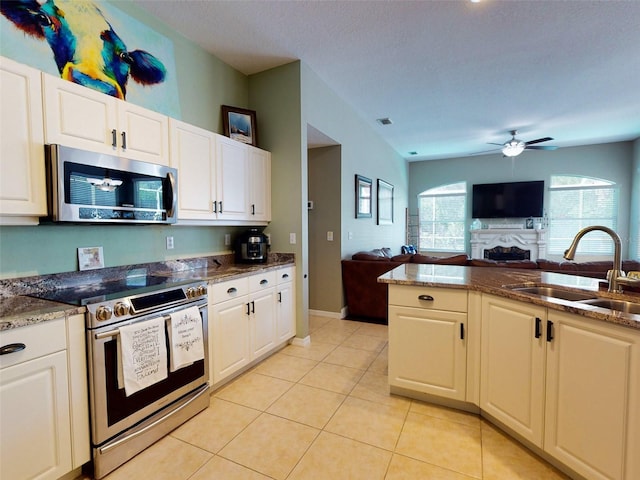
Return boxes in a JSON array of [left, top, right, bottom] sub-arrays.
[[388, 285, 468, 402], [0, 314, 90, 480], [209, 267, 293, 386], [544, 310, 640, 480], [275, 267, 295, 342], [480, 295, 546, 446]]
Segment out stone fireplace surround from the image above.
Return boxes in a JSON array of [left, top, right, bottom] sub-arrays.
[[470, 228, 547, 261]]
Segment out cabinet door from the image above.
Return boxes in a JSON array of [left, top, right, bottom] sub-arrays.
[[248, 146, 271, 221], [0, 57, 46, 219], [210, 296, 251, 384], [276, 281, 295, 343], [216, 135, 250, 220], [250, 288, 277, 358], [169, 119, 216, 220], [66, 314, 90, 468], [480, 295, 546, 446], [389, 305, 467, 401], [545, 311, 640, 480], [0, 351, 72, 480], [118, 100, 169, 165], [43, 73, 117, 155]]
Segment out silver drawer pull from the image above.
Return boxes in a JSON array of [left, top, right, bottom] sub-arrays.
[[0, 343, 26, 355], [227, 287, 237, 294], [260, 279, 269, 285], [282, 273, 289, 279], [418, 295, 434, 301]]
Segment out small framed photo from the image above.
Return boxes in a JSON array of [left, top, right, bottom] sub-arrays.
[[525, 217, 534, 229], [355, 174, 372, 218], [78, 246, 104, 271], [377, 179, 394, 225], [221, 105, 258, 146]]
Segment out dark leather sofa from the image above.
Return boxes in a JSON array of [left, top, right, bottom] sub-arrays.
[[341, 248, 640, 322]]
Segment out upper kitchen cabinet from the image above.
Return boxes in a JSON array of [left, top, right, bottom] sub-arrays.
[[169, 119, 217, 221], [0, 57, 47, 223], [248, 145, 271, 222], [42, 74, 169, 166], [215, 134, 252, 221]]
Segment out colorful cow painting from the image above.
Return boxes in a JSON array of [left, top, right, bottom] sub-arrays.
[[1, 0, 166, 100]]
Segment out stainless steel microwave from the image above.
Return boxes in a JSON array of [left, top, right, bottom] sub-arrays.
[[44, 144, 177, 224]]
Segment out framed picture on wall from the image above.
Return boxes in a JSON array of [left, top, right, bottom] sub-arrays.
[[221, 105, 258, 146], [377, 179, 394, 225], [355, 174, 372, 218]]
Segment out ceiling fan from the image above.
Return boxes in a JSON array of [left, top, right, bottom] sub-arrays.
[[486, 130, 558, 157]]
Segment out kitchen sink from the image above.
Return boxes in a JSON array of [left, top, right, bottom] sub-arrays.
[[509, 286, 598, 302], [579, 298, 640, 315]]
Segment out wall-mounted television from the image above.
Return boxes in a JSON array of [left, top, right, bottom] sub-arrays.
[[472, 180, 544, 219]]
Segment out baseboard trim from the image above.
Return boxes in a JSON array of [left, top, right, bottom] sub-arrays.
[[308, 309, 342, 319], [291, 335, 311, 347]]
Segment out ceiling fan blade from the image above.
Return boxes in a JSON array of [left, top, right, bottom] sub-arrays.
[[525, 145, 558, 150], [470, 148, 502, 155], [487, 142, 504, 146], [525, 137, 553, 145]]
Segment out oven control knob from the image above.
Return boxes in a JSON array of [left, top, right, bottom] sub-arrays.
[[197, 285, 207, 296], [96, 306, 113, 321], [113, 302, 130, 317], [186, 287, 196, 298]]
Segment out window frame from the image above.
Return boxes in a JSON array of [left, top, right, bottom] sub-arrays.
[[417, 182, 467, 253]]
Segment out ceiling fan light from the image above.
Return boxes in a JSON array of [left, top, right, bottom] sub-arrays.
[[502, 140, 525, 157]]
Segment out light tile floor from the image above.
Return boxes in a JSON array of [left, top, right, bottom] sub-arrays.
[[97, 315, 571, 480]]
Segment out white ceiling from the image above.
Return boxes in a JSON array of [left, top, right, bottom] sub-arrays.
[[133, 0, 640, 161]]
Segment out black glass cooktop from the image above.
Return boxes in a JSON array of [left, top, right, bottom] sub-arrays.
[[31, 275, 199, 306]]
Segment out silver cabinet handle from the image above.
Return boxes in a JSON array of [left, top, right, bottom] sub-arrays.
[[227, 287, 237, 294], [121, 131, 127, 150]]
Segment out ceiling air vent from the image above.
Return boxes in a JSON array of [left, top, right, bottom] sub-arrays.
[[376, 117, 393, 126]]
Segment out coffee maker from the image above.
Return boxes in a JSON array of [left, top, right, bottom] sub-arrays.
[[235, 228, 269, 263]]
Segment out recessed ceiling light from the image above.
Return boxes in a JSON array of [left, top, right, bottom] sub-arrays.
[[376, 117, 393, 126]]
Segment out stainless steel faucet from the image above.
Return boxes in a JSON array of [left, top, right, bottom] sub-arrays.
[[563, 225, 625, 293]]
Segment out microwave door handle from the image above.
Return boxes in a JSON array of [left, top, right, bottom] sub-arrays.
[[165, 171, 177, 218]]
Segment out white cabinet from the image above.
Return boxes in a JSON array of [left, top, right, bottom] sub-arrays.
[[388, 286, 468, 402], [42, 73, 169, 165], [210, 277, 251, 384], [209, 268, 292, 386], [248, 146, 271, 222], [248, 272, 277, 358], [169, 119, 217, 220], [169, 121, 271, 224], [0, 319, 71, 480], [275, 266, 295, 342], [480, 295, 546, 447], [544, 311, 640, 480], [0, 57, 46, 222], [0, 316, 90, 480]]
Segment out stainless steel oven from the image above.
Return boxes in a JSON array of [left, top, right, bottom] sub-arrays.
[[49, 276, 210, 479]]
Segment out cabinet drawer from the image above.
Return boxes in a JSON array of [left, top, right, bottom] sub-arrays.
[[249, 271, 276, 292], [276, 266, 294, 284], [0, 318, 66, 369], [209, 277, 249, 303], [389, 285, 467, 312]]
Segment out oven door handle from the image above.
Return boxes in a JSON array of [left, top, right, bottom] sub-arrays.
[[94, 304, 206, 340], [98, 383, 210, 455]]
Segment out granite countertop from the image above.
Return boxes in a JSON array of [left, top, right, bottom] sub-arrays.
[[0, 254, 295, 332], [379, 263, 640, 330]]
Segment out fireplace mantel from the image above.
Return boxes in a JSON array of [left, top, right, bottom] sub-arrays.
[[470, 228, 547, 261]]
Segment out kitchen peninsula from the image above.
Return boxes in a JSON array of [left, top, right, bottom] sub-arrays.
[[379, 263, 640, 480]]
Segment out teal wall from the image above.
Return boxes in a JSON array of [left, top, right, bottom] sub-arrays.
[[409, 141, 636, 259], [0, 2, 250, 279]]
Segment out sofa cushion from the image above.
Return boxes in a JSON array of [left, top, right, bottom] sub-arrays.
[[468, 258, 498, 267], [391, 254, 414, 262], [352, 251, 390, 261], [499, 260, 539, 269], [412, 254, 469, 265]]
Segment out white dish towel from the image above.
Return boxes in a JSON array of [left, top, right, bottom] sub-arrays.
[[168, 306, 204, 372], [117, 316, 168, 396]]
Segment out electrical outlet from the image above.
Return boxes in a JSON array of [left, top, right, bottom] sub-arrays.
[[166, 236, 174, 250], [224, 233, 231, 246], [327, 231, 334, 241], [289, 233, 296, 244]]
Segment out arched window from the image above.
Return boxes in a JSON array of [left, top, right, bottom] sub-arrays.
[[418, 182, 466, 252], [548, 175, 619, 255]]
